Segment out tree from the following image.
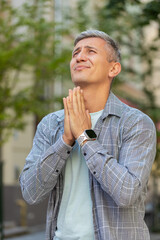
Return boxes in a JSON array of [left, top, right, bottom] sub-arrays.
[[0, 0, 70, 144], [0, 1, 70, 238], [0, 3, 31, 237]]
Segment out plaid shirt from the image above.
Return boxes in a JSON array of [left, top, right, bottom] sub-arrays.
[[20, 92, 156, 240]]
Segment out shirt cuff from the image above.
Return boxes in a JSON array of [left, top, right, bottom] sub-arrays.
[[81, 140, 104, 160], [53, 135, 73, 160]]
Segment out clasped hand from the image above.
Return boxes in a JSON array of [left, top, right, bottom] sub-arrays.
[[63, 86, 91, 146]]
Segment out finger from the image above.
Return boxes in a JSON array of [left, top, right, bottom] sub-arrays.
[[69, 89, 73, 103], [63, 98, 69, 117], [76, 86, 82, 112], [80, 89, 86, 114], [66, 96, 74, 115], [72, 87, 79, 113]]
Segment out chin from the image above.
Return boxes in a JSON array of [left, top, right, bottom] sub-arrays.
[[72, 78, 88, 86]]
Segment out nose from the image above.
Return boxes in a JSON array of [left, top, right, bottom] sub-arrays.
[[76, 51, 87, 62]]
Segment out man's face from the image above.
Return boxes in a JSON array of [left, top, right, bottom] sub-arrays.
[[70, 37, 114, 87]]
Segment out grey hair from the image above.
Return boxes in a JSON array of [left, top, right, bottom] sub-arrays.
[[74, 29, 121, 62]]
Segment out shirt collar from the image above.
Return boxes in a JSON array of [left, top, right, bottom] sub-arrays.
[[101, 91, 123, 120]]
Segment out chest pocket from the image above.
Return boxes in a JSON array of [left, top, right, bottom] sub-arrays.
[[97, 116, 121, 161]]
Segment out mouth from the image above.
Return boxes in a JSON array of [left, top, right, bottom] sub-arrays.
[[74, 65, 90, 71]]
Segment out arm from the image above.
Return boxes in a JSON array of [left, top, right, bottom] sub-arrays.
[[81, 113, 156, 207], [19, 114, 73, 205]]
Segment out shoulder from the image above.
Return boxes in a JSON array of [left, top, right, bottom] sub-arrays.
[[124, 105, 154, 127], [109, 92, 155, 131], [119, 104, 156, 138], [37, 109, 64, 131], [43, 109, 64, 122]]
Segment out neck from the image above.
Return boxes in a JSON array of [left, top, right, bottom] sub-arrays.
[[78, 83, 110, 113]]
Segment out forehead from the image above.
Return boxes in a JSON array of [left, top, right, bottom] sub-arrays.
[[73, 37, 107, 51]]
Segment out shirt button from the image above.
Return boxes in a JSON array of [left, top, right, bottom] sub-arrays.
[[67, 151, 70, 154], [56, 169, 59, 173], [93, 171, 96, 175], [84, 152, 87, 156]]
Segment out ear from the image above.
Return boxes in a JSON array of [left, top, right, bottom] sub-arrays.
[[109, 62, 121, 79]]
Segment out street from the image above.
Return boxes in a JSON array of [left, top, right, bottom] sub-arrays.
[[6, 231, 160, 240], [150, 233, 160, 240], [6, 231, 45, 240]]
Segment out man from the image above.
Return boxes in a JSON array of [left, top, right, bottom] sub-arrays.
[[20, 30, 156, 240]]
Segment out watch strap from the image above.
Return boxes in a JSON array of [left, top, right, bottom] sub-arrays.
[[77, 132, 87, 147], [77, 130, 97, 147]]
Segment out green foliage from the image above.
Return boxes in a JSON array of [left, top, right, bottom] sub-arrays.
[[68, 0, 159, 96], [142, 0, 160, 26], [0, 0, 70, 145], [65, 0, 91, 32]]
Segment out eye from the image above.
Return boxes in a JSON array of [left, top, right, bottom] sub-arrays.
[[73, 51, 79, 57], [89, 49, 96, 54]]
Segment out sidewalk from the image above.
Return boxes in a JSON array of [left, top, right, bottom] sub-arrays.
[[4, 225, 45, 240], [150, 233, 160, 240], [5, 231, 160, 240], [6, 231, 45, 240]]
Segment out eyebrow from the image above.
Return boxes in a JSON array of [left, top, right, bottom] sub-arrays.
[[72, 46, 98, 55]]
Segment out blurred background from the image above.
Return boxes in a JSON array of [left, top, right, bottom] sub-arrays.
[[0, 0, 160, 239]]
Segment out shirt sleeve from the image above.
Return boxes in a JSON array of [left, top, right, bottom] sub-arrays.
[[81, 113, 157, 207], [19, 114, 73, 205]]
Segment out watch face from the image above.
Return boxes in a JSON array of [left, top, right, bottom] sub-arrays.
[[85, 129, 97, 139]]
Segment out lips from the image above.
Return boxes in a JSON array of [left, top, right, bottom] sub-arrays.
[[74, 65, 90, 71]]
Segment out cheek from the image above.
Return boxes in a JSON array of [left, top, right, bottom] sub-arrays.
[[70, 59, 75, 72], [70, 61, 72, 70], [70, 63, 75, 80], [96, 62, 107, 74]]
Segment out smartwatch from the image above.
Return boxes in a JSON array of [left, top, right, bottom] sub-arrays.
[[77, 129, 97, 147]]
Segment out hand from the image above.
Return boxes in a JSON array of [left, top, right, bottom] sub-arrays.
[[63, 97, 75, 146], [66, 86, 91, 139]]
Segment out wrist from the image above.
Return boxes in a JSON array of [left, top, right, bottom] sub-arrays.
[[63, 134, 75, 146], [80, 139, 88, 147], [77, 129, 97, 147]]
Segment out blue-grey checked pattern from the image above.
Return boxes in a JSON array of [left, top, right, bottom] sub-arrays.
[[19, 92, 156, 240]]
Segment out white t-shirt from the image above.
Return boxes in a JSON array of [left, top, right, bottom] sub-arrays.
[[54, 109, 103, 240]]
